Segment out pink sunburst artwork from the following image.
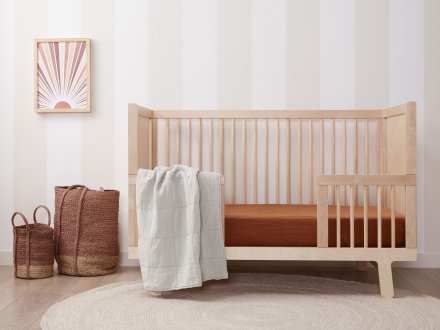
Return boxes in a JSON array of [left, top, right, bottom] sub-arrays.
[[35, 39, 91, 113]]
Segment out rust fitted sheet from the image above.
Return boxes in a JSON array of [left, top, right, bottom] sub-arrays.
[[224, 204, 405, 248]]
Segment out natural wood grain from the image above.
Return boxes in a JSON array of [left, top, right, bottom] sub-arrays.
[[198, 118, 202, 170], [342, 119, 347, 205], [231, 119, 236, 203], [350, 186, 355, 248], [209, 119, 213, 171], [354, 119, 358, 206], [242, 119, 247, 203], [275, 119, 280, 204], [363, 186, 368, 248], [318, 174, 416, 186], [378, 186, 382, 248], [253, 119, 257, 203], [287, 119, 291, 204], [166, 118, 170, 166], [297, 119, 302, 204], [391, 185, 396, 248], [188, 119, 192, 166], [309, 119, 313, 204], [220, 119, 224, 174], [176, 119, 181, 164], [332, 119, 336, 204], [265, 119, 269, 204], [336, 185, 341, 248], [151, 109, 385, 119], [317, 185, 328, 248]]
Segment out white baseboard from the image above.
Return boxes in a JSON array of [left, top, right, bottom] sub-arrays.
[[1, 250, 439, 268]]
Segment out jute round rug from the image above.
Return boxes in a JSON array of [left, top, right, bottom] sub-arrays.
[[41, 273, 440, 329]]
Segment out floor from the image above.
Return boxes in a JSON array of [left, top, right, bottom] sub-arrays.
[[1, 263, 440, 329]]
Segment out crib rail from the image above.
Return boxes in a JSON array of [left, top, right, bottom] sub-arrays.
[[317, 174, 417, 249], [134, 113, 394, 205]]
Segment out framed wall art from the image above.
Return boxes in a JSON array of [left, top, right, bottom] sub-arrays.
[[34, 38, 91, 113]]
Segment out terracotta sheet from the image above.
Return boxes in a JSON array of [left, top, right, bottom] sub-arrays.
[[224, 204, 405, 248]]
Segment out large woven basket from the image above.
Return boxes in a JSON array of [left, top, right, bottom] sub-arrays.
[[12, 206, 54, 279], [54, 185, 120, 276]]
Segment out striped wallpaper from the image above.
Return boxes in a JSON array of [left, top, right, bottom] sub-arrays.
[[0, 0, 438, 266]]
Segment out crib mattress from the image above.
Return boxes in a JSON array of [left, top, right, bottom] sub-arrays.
[[224, 204, 406, 248]]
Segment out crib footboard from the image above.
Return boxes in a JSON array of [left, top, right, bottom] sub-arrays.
[[317, 174, 417, 249], [316, 174, 416, 298]]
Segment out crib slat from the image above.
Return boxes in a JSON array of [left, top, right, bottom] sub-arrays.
[[242, 119, 247, 203], [265, 119, 269, 204], [199, 118, 202, 170], [209, 118, 213, 171], [297, 119, 302, 204], [365, 119, 369, 174], [166, 119, 170, 166], [378, 186, 382, 248], [309, 119, 313, 204], [231, 118, 236, 203], [320, 119, 324, 175], [363, 185, 368, 248], [253, 119, 257, 203], [176, 119, 181, 164], [332, 119, 336, 204], [336, 185, 341, 248], [220, 119, 224, 174], [317, 184, 328, 248], [276, 119, 280, 204], [149, 119, 153, 168], [350, 185, 355, 248], [343, 119, 347, 205], [364, 119, 369, 208], [377, 119, 387, 207], [152, 119, 157, 168], [391, 185, 395, 248], [287, 119, 291, 204], [189, 119, 192, 166], [354, 119, 358, 206]]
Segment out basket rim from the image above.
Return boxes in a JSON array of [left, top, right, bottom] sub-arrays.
[[14, 223, 54, 231], [55, 186, 119, 193]]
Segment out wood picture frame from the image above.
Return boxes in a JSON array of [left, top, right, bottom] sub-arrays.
[[34, 38, 91, 113]]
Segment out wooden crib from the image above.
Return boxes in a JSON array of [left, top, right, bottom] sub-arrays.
[[128, 102, 417, 298]]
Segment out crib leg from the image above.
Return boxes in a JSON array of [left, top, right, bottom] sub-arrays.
[[377, 261, 394, 298], [356, 261, 368, 272]]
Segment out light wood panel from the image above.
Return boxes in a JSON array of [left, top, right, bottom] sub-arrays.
[[275, 119, 280, 204], [287, 119, 291, 204], [231, 119, 235, 203], [317, 185, 328, 248], [265, 119, 269, 204], [297, 119, 302, 204], [242, 119, 247, 203], [253, 119, 257, 203], [152, 109, 385, 119]]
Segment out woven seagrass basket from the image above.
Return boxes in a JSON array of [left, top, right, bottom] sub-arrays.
[[12, 206, 54, 279], [54, 185, 120, 276]]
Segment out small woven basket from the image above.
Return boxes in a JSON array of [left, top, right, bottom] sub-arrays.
[[12, 206, 54, 279], [55, 185, 120, 276]]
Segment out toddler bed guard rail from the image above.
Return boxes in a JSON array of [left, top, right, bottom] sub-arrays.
[[128, 102, 417, 298]]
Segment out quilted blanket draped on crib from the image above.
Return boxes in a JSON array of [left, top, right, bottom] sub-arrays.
[[136, 165, 228, 291]]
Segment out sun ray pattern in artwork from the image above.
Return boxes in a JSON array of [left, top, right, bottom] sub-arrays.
[[37, 41, 88, 110]]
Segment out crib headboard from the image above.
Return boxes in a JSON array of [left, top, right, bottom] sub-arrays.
[[127, 103, 416, 256]]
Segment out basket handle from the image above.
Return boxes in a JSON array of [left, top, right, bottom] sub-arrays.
[[11, 212, 30, 279], [11, 212, 29, 229], [55, 184, 89, 276], [33, 205, 51, 226]]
